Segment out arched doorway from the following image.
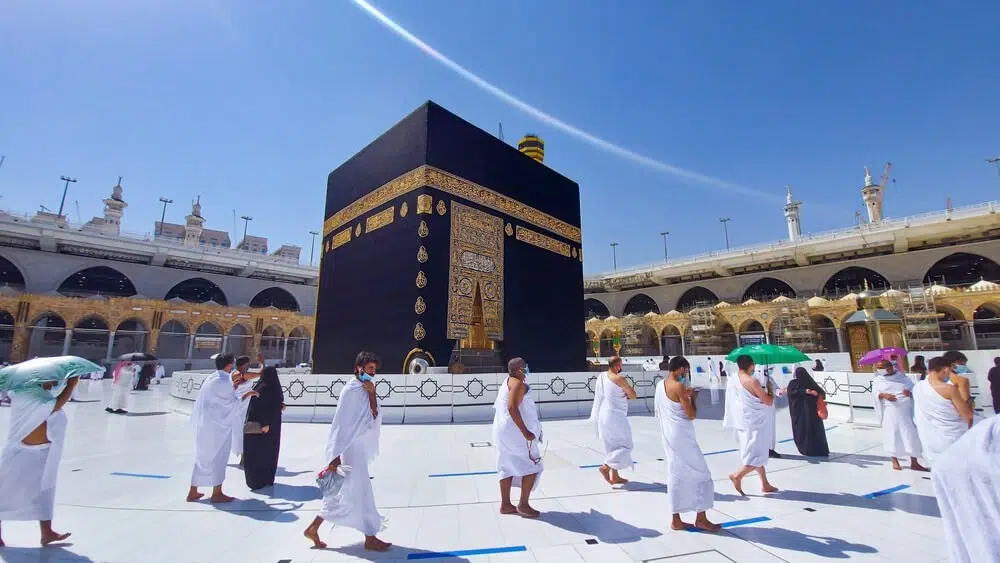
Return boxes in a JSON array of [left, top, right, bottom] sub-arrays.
[[742, 278, 796, 302], [0, 310, 14, 360], [584, 298, 611, 320], [660, 325, 683, 357], [623, 294, 659, 316], [598, 329, 615, 358], [28, 314, 67, 358], [164, 278, 228, 305], [112, 319, 148, 357], [740, 320, 767, 346], [226, 324, 252, 356], [623, 324, 659, 356], [811, 316, 840, 352], [287, 326, 311, 366], [0, 255, 26, 291], [676, 287, 719, 311], [58, 266, 137, 298], [192, 322, 223, 359], [68, 316, 110, 362], [973, 304, 1000, 350], [718, 323, 738, 354], [156, 320, 189, 359], [260, 325, 284, 361], [822, 267, 890, 297], [250, 287, 300, 312], [924, 253, 1000, 287], [937, 308, 968, 351]]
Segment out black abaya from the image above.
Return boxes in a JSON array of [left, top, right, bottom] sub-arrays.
[[244, 367, 284, 490], [786, 379, 829, 457]]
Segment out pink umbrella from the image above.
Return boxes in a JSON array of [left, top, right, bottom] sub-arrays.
[[858, 347, 908, 366]]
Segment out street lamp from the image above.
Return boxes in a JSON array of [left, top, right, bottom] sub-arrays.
[[240, 215, 253, 248], [610, 242, 619, 272], [157, 197, 173, 237], [58, 176, 77, 218], [987, 157, 1000, 178], [308, 230, 319, 265], [719, 217, 731, 250], [659, 231, 669, 262]]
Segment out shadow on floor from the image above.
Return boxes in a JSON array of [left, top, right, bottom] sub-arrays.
[[0, 543, 94, 562], [323, 543, 473, 562], [275, 466, 312, 477], [768, 489, 940, 518], [211, 497, 303, 522], [777, 452, 886, 469], [539, 509, 661, 544], [729, 526, 878, 559], [124, 411, 170, 418], [263, 483, 320, 502]]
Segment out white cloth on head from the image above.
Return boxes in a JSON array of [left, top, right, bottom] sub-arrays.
[[493, 377, 543, 489], [655, 380, 713, 515], [588, 372, 633, 470], [319, 377, 384, 535], [231, 378, 255, 457], [189, 370, 239, 487], [109, 364, 133, 411], [0, 390, 68, 521], [931, 414, 1000, 563], [914, 379, 969, 466], [737, 373, 774, 468], [872, 373, 922, 458]]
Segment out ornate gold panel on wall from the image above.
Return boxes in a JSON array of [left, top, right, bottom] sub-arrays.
[[365, 206, 395, 233], [417, 246, 428, 263], [515, 225, 572, 258], [879, 323, 905, 349], [418, 220, 429, 238], [414, 323, 426, 341], [847, 324, 872, 372], [400, 202, 409, 217], [447, 201, 504, 341], [354, 224, 361, 237], [332, 228, 351, 249], [436, 200, 447, 215], [416, 194, 433, 214], [416, 271, 427, 288], [505, 223, 513, 236], [414, 296, 426, 315]]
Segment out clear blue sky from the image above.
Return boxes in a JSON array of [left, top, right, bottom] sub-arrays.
[[2, 1, 998, 274]]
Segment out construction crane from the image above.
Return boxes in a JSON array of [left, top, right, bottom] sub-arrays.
[[876, 162, 892, 208]]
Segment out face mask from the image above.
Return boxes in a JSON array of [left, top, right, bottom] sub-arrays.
[[875, 369, 887, 376], [954, 365, 970, 374], [523, 366, 530, 377], [358, 373, 374, 382]]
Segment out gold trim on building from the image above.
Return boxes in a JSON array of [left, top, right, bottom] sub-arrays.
[[514, 225, 572, 258], [416, 194, 433, 215], [413, 322, 426, 341], [331, 228, 352, 249], [400, 201, 409, 217], [436, 200, 447, 215], [414, 296, 426, 315], [416, 271, 427, 288], [354, 224, 361, 237], [417, 246, 428, 263], [505, 223, 513, 236], [418, 220, 429, 238], [365, 206, 395, 234]]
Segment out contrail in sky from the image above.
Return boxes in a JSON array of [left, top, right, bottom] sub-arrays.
[[352, 0, 776, 201]]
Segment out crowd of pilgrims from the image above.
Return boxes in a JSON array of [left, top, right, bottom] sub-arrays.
[[0, 349, 997, 561]]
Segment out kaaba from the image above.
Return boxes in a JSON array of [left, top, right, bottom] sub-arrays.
[[314, 101, 585, 374]]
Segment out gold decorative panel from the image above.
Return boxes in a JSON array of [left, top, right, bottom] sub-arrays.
[[414, 322, 426, 341], [417, 246, 428, 263], [847, 325, 871, 372], [447, 201, 504, 341], [322, 165, 582, 243], [505, 223, 513, 236], [416, 194, 433, 214], [436, 200, 447, 215], [572, 247, 578, 258], [418, 220, 429, 238], [400, 202, 409, 217], [414, 296, 426, 315], [354, 224, 361, 237], [365, 206, 394, 233], [416, 271, 427, 288], [332, 228, 352, 249], [515, 225, 572, 258]]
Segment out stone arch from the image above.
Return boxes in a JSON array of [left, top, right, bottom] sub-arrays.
[[164, 277, 228, 306], [622, 293, 660, 316], [68, 315, 110, 362], [717, 321, 738, 353], [923, 252, 1000, 287], [259, 324, 284, 361], [191, 321, 223, 360], [675, 286, 719, 311], [973, 303, 1000, 350], [226, 323, 253, 356], [810, 315, 840, 352], [0, 254, 26, 290], [58, 266, 137, 298], [584, 298, 611, 320], [660, 325, 683, 357], [286, 325, 312, 366], [936, 306, 967, 350], [157, 319, 189, 359], [822, 266, 890, 297], [739, 319, 766, 334], [0, 309, 14, 360], [28, 313, 67, 358], [113, 318, 149, 357], [249, 287, 300, 312], [598, 329, 615, 358], [742, 277, 796, 302]]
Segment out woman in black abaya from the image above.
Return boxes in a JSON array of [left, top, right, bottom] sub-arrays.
[[786, 367, 829, 457], [243, 366, 284, 490]]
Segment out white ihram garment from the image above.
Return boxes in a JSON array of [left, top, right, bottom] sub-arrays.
[[154, 365, 165, 384], [319, 377, 385, 535], [493, 377, 543, 489], [931, 415, 1000, 563], [109, 365, 133, 411], [231, 378, 255, 457], [737, 375, 774, 468], [722, 370, 744, 440], [655, 381, 713, 515], [0, 391, 69, 521], [189, 370, 239, 487], [588, 372, 633, 470], [914, 380, 969, 466], [872, 373, 922, 458]]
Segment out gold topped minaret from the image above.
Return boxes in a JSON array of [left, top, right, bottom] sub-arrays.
[[518, 134, 544, 163]]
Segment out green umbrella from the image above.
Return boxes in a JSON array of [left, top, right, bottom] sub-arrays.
[[0, 356, 103, 400], [725, 343, 809, 365]]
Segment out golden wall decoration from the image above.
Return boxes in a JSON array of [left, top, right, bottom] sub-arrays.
[[579, 248, 583, 262], [416, 194, 433, 214], [416, 271, 427, 288], [572, 247, 578, 258], [847, 324, 871, 371], [515, 225, 572, 258], [447, 201, 504, 341], [414, 322, 426, 341], [505, 223, 513, 236], [414, 296, 426, 315], [436, 200, 447, 215], [354, 224, 361, 237], [322, 165, 582, 243], [365, 206, 395, 234], [332, 228, 352, 249], [417, 246, 428, 263], [400, 201, 409, 217], [418, 220, 429, 238]]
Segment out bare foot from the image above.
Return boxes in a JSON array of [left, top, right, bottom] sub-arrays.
[[41, 531, 71, 546], [670, 519, 691, 531], [891, 462, 902, 471], [304, 528, 327, 549], [729, 474, 745, 496], [517, 504, 540, 518], [761, 483, 778, 494], [186, 491, 204, 502], [598, 465, 613, 485], [363, 537, 392, 552], [694, 517, 722, 533], [0, 537, 5, 547], [611, 476, 629, 485], [499, 503, 518, 515], [911, 461, 929, 472], [210, 492, 235, 503]]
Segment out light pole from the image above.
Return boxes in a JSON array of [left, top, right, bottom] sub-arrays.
[[987, 157, 1000, 178], [157, 197, 173, 236], [308, 230, 319, 265], [240, 215, 253, 248], [719, 217, 731, 250], [58, 176, 77, 218], [659, 231, 669, 262], [610, 242, 619, 272]]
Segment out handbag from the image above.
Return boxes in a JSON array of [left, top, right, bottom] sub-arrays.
[[816, 394, 829, 420], [244, 421, 264, 434], [316, 465, 352, 498]]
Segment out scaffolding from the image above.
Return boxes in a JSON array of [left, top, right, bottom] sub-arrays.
[[898, 283, 944, 351], [769, 297, 819, 352], [619, 314, 658, 356], [684, 306, 728, 356]]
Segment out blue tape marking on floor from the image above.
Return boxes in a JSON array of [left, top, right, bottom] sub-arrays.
[[687, 516, 772, 532], [703, 448, 739, 456], [826, 425, 840, 431], [407, 545, 527, 559], [778, 437, 795, 444], [428, 470, 497, 478], [863, 484, 910, 499], [110, 472, 170, 479], [579, 462, 639, 469]]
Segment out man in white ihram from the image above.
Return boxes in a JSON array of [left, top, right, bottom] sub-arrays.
[[914, 356, 973, 467], [153, 363, 165, 385], [186, 353, 258, 503], [493, 357, 543, 518], [871, 359, 927, 471], [728, 354, 778, 496], [589, 356, 636, 486]]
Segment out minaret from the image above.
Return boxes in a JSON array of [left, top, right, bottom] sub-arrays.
[[101, 177, 128, 235], [861, 166, 882, 223], [518, 134, 544, 163], [784, 186, 802, 241], [184, 196, 205, 246]]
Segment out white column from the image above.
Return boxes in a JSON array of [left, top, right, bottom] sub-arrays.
[[186, 334, 195, 359], [61, 329, 73, 355], [680, 336, 686, 356], [657, 334, 663, 356], [105, 331, 116, 362], [222, 335, 229, 353], [282, 337, 290, 364], [836, 329, 846, 354], [764, 331, 771, 344], [967, 322, 978, 351]]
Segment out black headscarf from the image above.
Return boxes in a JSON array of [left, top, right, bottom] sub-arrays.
[[793, 366, 825, 397], [252, 366, 284, 407]]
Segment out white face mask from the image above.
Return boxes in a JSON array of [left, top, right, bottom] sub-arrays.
[[875, 368, 888, 376]]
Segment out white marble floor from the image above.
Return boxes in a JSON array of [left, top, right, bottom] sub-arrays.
[[0, 380, 949, 563]]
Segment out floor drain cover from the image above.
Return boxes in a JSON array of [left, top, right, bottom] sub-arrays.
[[471, 441, 492, 447], [585, 539, 598, 545], [803, 508, 816, 512]]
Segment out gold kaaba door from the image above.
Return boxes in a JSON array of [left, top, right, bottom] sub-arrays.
[[447, 201, 504, 348]]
